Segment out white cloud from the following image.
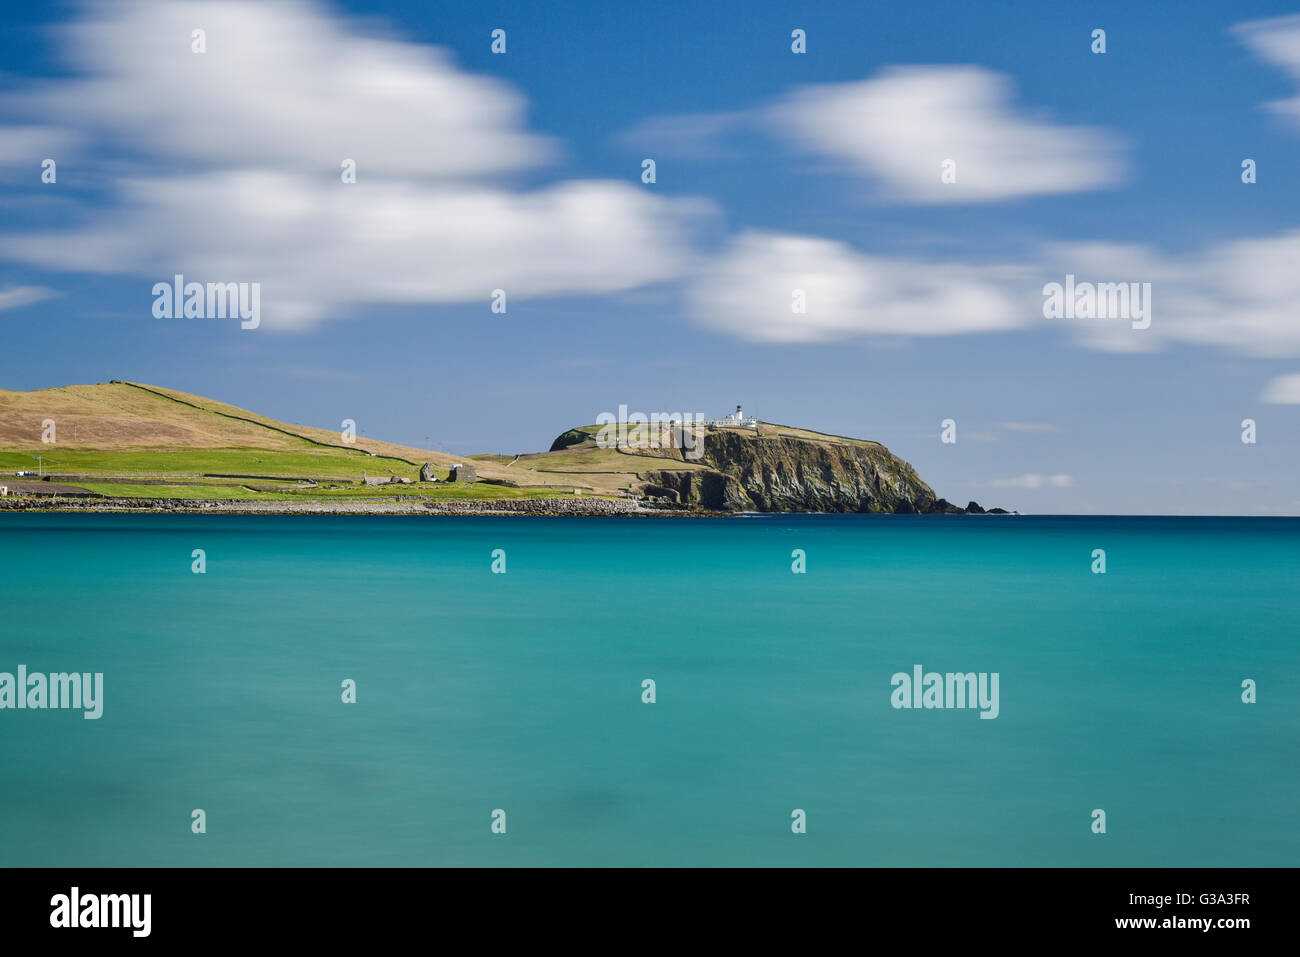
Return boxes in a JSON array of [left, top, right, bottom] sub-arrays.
[[989, 473, 1073, 489], [0, 127, 79, 166], [1235, 14, 1300, 127], [3, 172, 698, 327], [619, 65, 1126, 204], [1042, 232, 1300, 357], [0, 0, 700, 329], [27, 0, 554, 177], [688, 231, 1028, 343], [768, 66, 1125, 203], [689, 227, 1300, 356], [0, 286, 55, 311], [1, 1, 1292, 360], [1000, 422, 1058, 432], [617, 112, 750, 160], [1261, 373, 1300, 404]]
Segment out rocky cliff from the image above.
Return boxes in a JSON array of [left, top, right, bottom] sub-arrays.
[[648, 429, 937, 512], [551, 422, 997, 513]]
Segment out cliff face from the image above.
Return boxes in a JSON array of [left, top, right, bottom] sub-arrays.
[[636, 427, 939, 513]]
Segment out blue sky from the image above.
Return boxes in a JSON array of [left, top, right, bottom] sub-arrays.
[[3, 0, 1300, 513]]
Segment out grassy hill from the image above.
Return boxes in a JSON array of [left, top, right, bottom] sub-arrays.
[[0, 381, 707, 502], [0, 381, 937, 511]]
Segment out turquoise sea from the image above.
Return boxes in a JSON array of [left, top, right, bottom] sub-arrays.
[[0, 513, 1295, 867]]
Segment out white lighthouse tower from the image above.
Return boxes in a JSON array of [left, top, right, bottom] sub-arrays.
[[708, 404, 754, 427]]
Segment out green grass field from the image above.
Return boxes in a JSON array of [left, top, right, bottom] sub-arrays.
[[1, 381, 891, 507], [75, 482, 280, 500], [64, 479, 611, 503], [0, 447, 417, 480]]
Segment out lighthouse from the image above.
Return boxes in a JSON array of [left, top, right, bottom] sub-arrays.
[[707, 404, 754, 427]]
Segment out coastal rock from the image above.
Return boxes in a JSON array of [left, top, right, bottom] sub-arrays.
[[638, 483, 681, 503], [922, 498, 1012, 515], [549, 429, 591, 452], [605, 429, 1015, 515], [629, 429, 936, 513], [638, 469, 752, 511]]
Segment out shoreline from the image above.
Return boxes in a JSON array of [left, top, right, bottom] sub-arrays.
[[0, 496, 1023, 517], [0, 495, 697, 517]]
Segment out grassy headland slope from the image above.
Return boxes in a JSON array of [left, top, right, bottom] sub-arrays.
[[546, 421, 938, 512], [0, 381, 688, 502], [2, 381, 438, 480], [0, 382, 968, 512]]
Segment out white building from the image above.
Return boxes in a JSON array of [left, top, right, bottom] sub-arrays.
[[706, 404, 757, 427]]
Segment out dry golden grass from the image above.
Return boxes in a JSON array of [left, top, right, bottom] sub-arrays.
[[1, 381, 881, 498], [0, 381, 643, 492], [0, 381, 469, 463]]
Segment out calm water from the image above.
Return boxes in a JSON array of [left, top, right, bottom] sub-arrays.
[[0, 513, 1295, 867]]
